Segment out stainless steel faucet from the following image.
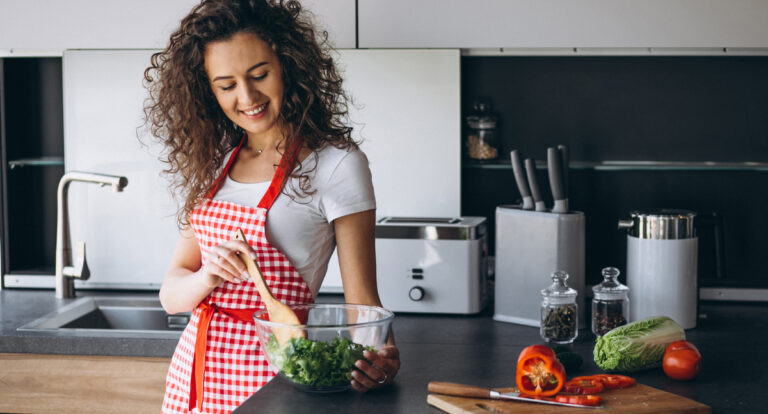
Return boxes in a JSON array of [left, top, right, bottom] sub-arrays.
[[55, 172, 128, 298]]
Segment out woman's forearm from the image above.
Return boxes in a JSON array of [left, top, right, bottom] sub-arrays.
[[159, 268, 214, 314]]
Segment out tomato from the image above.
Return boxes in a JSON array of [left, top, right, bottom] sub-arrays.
[[556, 394, 603, 406], [663, 341, 701, 381], [563, 377, 605, 394], [516, 345, 566, 397], [591, 374, 635, 389]]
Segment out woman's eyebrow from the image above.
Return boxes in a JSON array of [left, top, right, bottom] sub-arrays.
[[212, 62, 269, 82]]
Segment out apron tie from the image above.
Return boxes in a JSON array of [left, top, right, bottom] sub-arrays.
[[189, 299, 258, 411]]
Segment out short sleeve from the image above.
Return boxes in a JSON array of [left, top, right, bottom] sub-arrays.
[[320, 148, 376, 223]]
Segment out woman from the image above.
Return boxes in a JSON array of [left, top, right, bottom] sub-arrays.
[[143, 0, 399, 412]]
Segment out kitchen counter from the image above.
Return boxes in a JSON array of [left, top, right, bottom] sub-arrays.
[[235, 300, 766, 414], [1, 289, 764, 413]]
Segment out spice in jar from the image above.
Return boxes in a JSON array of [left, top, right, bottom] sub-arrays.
[[542, 304, 578, 342], [592, 300, 627, 335], [467, 134, 499, 159], [540, 271, 579, 344], [591, 267, 630, 337]]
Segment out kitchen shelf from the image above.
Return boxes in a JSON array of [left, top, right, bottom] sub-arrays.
[[8, 156, 64, 169], [464, 160, 768, 172]]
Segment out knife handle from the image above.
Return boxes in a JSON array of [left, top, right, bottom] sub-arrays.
[[547, 147, 567, 213], [428, 381, 491, 399], [524, 158, 547, 212], [510, 150, 533, 210], [558, 144, 569, 199]]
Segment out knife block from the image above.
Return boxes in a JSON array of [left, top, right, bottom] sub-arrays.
[[493, 206, 585, 327]]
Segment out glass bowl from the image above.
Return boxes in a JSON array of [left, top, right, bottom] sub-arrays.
[[253, 303, 394, 393]]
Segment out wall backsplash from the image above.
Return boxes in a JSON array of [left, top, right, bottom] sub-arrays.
[[460, 56, 768, 289]]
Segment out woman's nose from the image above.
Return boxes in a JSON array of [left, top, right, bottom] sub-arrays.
[[237, 83, 261, 105]]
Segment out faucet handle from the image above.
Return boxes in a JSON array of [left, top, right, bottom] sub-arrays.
[[62, 241, 91, 280]]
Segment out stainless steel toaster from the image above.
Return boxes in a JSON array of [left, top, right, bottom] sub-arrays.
[[375, 217, 488, 314]]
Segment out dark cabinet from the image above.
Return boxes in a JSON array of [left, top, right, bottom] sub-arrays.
[[0, 58, 64, 285]]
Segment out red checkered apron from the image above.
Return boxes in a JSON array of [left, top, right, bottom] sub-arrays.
[[162, 138, 314, 413]]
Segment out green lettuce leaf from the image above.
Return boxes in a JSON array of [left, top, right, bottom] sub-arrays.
[[266, 334, 374, 387]]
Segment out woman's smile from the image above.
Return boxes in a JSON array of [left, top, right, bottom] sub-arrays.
[[242, 101, 268, 118]]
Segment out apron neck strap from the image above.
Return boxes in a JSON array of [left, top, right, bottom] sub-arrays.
[[206, 134, 247, 199], [257, 137, 302, 210]]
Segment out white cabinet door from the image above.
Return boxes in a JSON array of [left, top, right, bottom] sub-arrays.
[[359, 0, 768, 49], [319, 49, 461, 293], [341, 49, 461, 219], [63, 49, 177, 289], [0, 0, 355, 52]]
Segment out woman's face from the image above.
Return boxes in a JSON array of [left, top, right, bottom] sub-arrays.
[[204, 31, 284, 142]]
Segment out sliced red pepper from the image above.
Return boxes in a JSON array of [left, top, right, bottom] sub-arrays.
[[591, 374, 636, 389], [563, 377, 605, 394], [556, 394, 603, 406], [515, 345, 566, 397]]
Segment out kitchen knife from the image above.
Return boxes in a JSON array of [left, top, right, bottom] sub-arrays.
[[428, 381, 603, 409], [547, 147, 569, 214], [524, 158, 547, 212], [510, 150, 534, 210]]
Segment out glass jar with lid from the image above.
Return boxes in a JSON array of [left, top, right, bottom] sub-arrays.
[[592, 267, 630, 336], [465, 99, 499, 160], [540, 270, 578, 344]]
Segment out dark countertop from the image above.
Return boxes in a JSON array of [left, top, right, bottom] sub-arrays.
[[235, 300, 767, 414], [1, 289, 765, 413]]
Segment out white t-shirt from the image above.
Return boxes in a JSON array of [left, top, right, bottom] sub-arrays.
[[213, 145, 376, 296]]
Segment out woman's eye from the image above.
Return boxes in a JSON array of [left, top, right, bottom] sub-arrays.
[[251, 73, 267, 81], [220, 84, 235, 91]]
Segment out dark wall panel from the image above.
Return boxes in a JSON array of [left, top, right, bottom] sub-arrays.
[[461, 56, 768, 288]]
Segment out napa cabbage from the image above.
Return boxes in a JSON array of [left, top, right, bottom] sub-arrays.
[[593, 316, 685, 372]]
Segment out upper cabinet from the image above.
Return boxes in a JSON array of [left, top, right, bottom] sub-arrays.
[[302, 0, 356, 49], [359, 0, 768, 51], [0, 0, 355, 53]]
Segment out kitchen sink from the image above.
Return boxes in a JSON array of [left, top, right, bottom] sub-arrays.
[[18, 296, 190, 339]]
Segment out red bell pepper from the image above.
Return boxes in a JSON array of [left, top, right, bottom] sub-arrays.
[[515, 345, 566, 397]]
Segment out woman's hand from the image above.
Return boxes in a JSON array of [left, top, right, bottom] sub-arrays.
[[199, 240, 256, 288], [351, 345, 400, 392]]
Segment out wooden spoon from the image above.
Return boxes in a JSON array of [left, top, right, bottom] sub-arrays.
[[234, 228, 304, 345]]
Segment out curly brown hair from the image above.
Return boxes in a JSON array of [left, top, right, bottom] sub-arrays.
[[143, 0, 356, 227]]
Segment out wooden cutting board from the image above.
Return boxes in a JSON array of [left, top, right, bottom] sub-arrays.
[[427, 384, 710, 413]]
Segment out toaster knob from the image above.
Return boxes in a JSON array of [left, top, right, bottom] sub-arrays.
[[408, 286, 425, 301]]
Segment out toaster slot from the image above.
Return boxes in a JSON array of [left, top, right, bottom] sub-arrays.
[[379, 217, 461, 224]]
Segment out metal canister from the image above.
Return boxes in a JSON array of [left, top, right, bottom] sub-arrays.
[[618, 210, 698, 329]]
